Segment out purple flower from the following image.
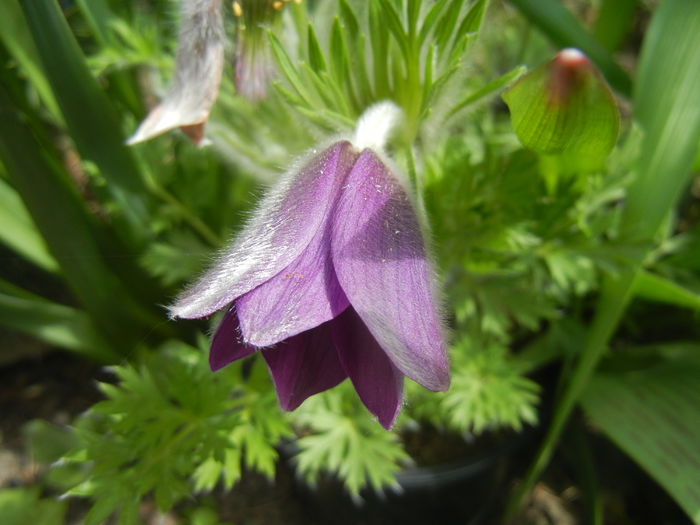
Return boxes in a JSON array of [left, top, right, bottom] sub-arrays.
[[170, 105, 449, 428]]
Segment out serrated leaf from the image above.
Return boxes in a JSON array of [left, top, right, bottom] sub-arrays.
[[292, 389, 408, 496], [83, 489, 123, 525], [193, 457, 223, 493], [503, 49, 619, 170], [222, 448, 242, 489]]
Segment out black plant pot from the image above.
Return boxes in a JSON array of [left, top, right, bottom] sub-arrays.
[[285, 429, 533, 525]]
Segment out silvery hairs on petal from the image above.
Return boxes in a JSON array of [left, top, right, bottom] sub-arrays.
[[127, 0, 224, 146], [169, 141, 357, 319]]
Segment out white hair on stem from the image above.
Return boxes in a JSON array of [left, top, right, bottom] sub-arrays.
[[352, 101, 404, 152]]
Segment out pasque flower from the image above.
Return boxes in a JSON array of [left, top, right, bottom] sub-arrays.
[[170, 103, 449, 428]]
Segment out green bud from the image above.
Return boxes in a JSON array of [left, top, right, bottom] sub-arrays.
[[502, 48, 620, 172]]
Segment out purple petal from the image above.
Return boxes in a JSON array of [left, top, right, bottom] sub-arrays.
[[331, 149, 450, 391], [170, 141, 358, 319], [210, 306, 257, 371], [331, 308, 403, 429], [262, 322, 347, 410], [236, 224, 350, 346]]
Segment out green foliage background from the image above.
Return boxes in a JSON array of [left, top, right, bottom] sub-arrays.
[[1, 0, 700, 523]]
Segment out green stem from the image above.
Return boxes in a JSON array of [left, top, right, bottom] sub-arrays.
[[504, 269, 635, 517], [141, 169, 222, 247]]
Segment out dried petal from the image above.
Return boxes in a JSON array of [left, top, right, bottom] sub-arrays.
[[127, 0, 225, 145], [170, 141, 358, 319], [262, 322, 347, 410], [331, 149, 450, 391], [210, 306, 256, 371], [331, 308, 403, 429]]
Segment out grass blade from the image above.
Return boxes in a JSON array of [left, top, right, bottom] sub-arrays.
[[632, 271, 700, 311], [19, 0, 150, 235], [0, 0, 61, 118], [582, 358, 700, 523], [0, 280, 116, 361], [621, 1, 700, 242], [0, 175, 58, 272], [0, 80, 156, 356]]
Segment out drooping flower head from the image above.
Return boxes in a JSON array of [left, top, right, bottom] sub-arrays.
[[170, 102, 450, 428], [128, 0, 225, 146]]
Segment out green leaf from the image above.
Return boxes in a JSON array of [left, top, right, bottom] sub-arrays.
[[269, 32, 316, 107], [507, 0, 631, 96], [632, 271, 700, 311], [418, 0, 449, 46], [368, 0, 390, 97], [0, 176, 58, 272], [502, 49, 619, 170], [19, 0, 150, 233], [448, 65, 525, 118], [24, 419, 80, 465], [412, 339, 540, 434], [75, 0, 115, 46], [193, 457, 223, 493], [0, 0, 61, 118], [292, 387, 409, 495], [378, 0, 409, 60], [0, 488, 66, 525], [329, 17, 355, 110], [338, 0, 360, 38], [582, 358, 700, 523], [620, 1, 700, 243], [306, 23, 326, 72], [433, 0, 466, 54], [457, 0, 490, 35], [0, 81, 154, 356], [593, 0, 639, 52]]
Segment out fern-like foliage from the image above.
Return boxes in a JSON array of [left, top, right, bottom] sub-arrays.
[[407, 337, 540, 434], [290, 383, 410, 498], [63, 339, 291, 525]]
